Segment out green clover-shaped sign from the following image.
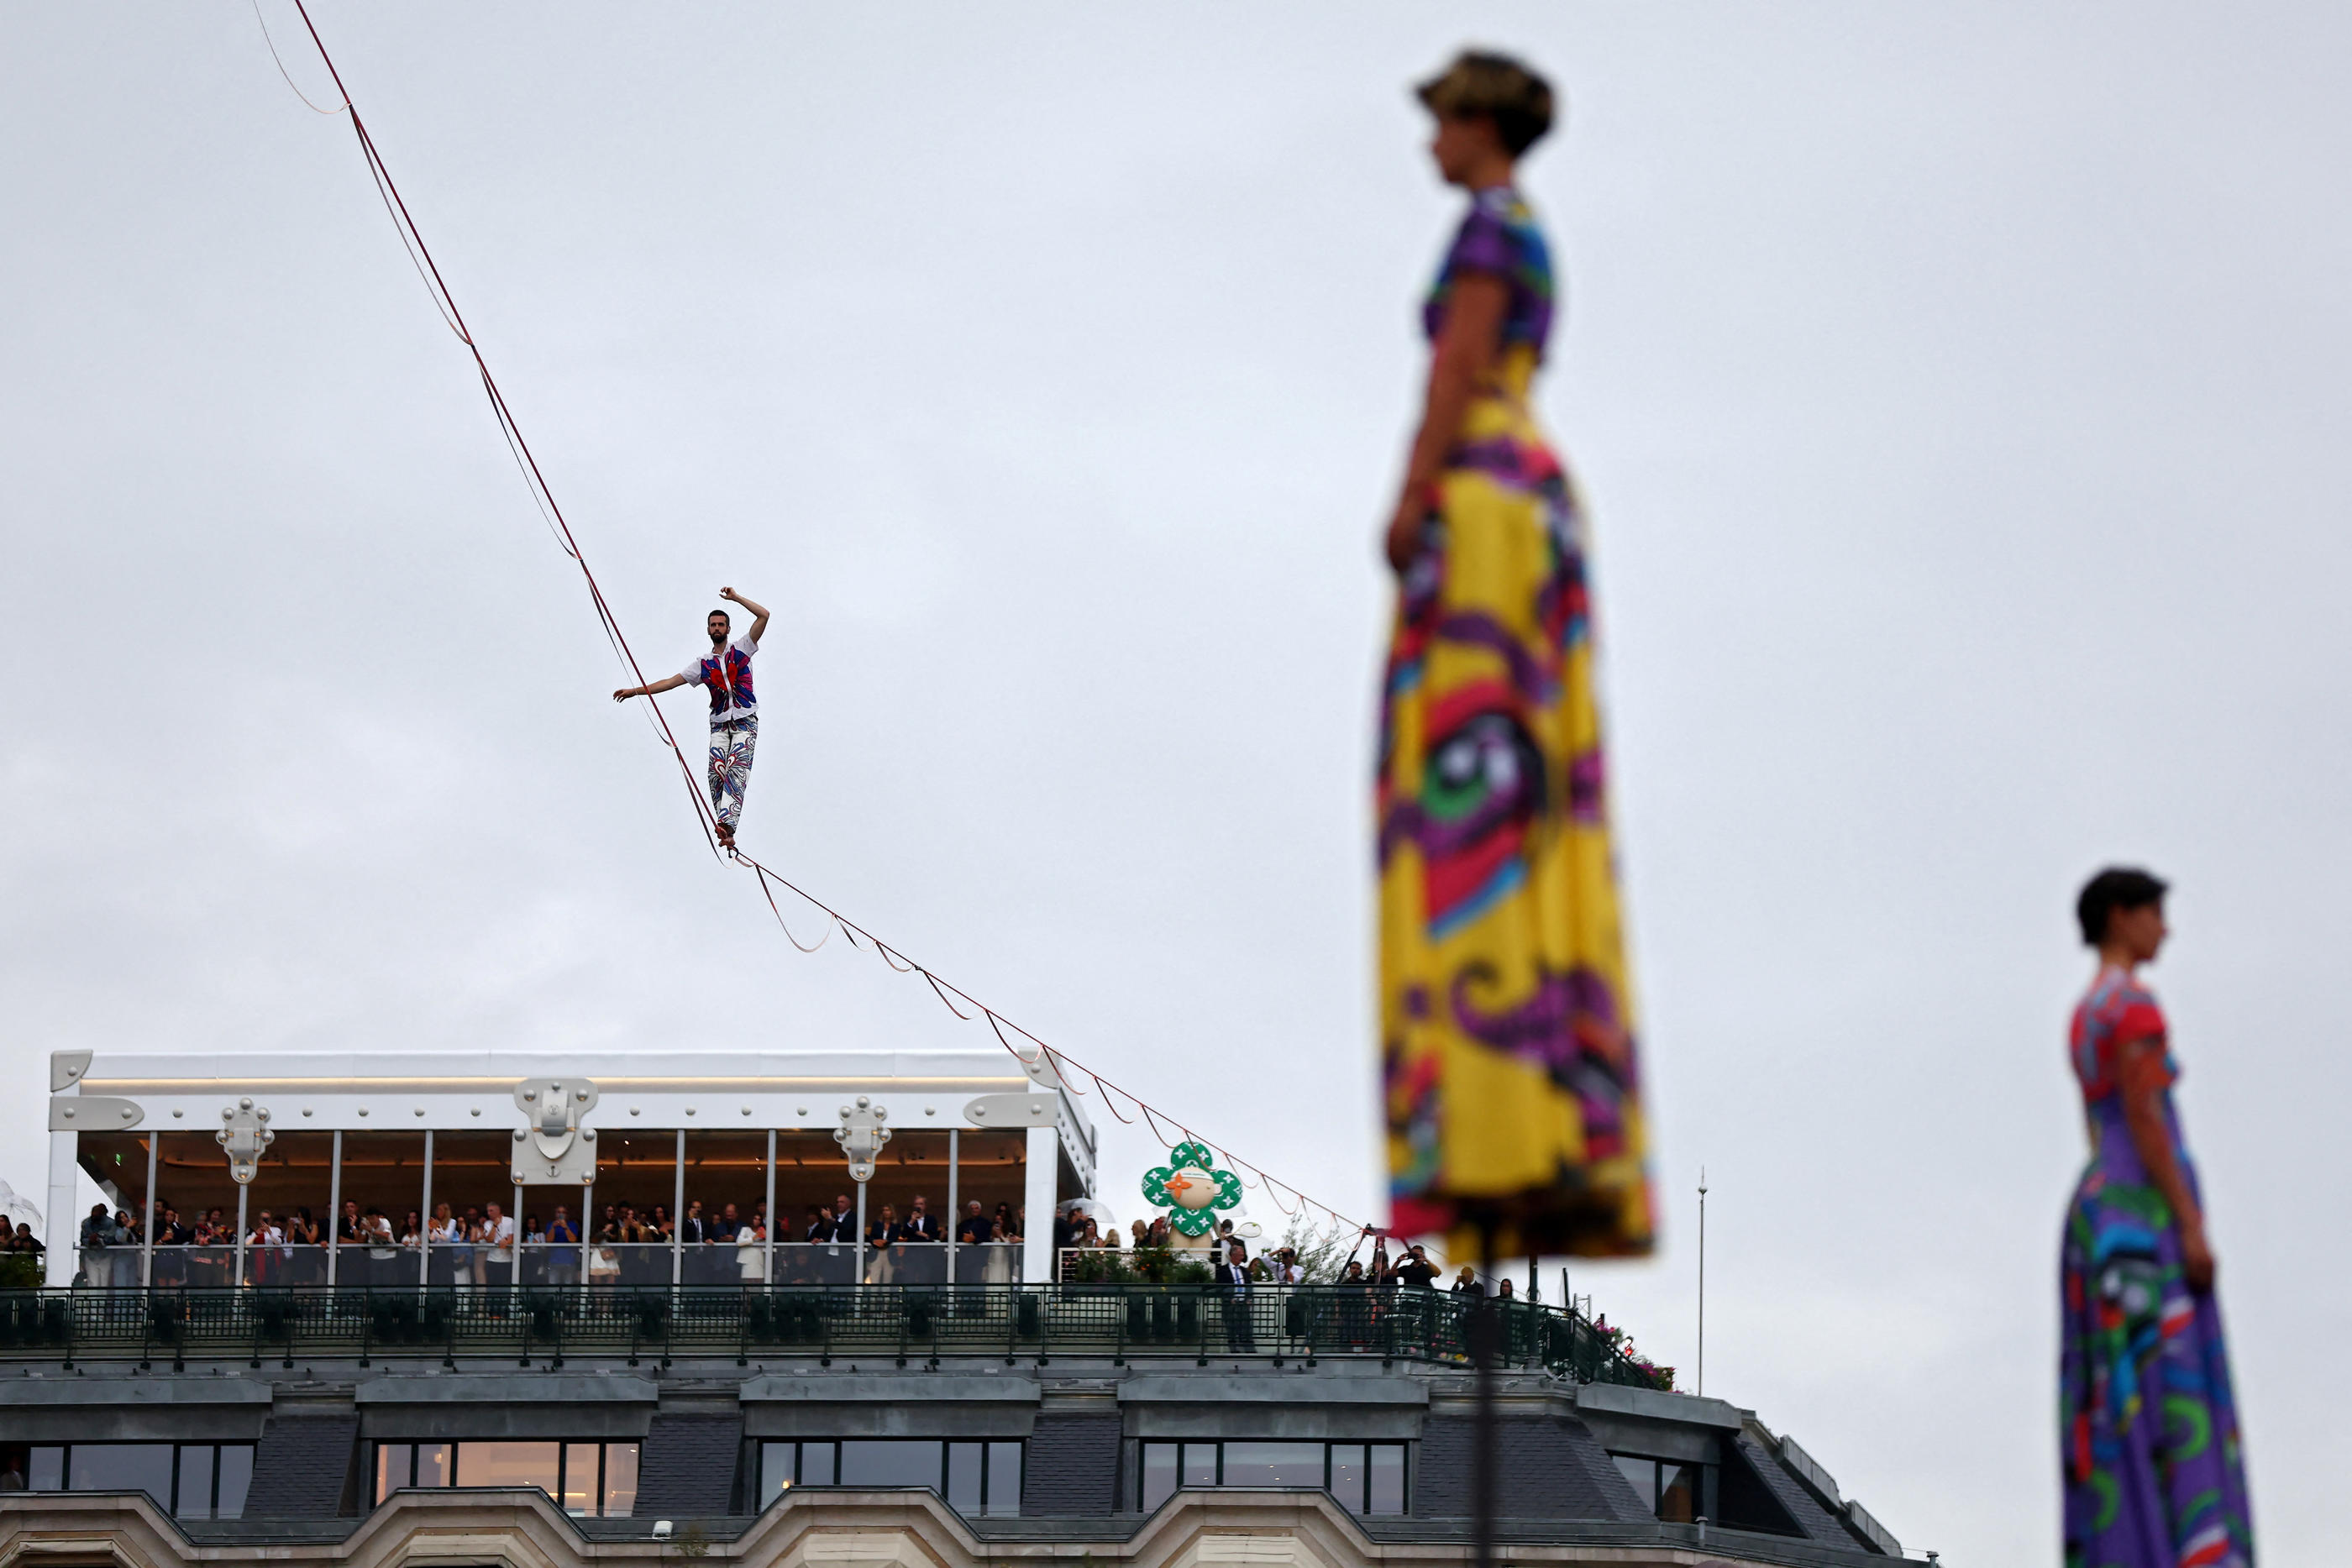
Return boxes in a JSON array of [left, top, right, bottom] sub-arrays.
[[1140, 1140, 1246, 1237]]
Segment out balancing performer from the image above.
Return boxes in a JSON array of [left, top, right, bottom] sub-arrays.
[[613, 587, 770, 847]]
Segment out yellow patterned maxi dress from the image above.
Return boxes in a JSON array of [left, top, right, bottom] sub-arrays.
[[1380, 186, 1652, 1259]]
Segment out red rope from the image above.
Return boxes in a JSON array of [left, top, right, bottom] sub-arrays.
[[271, 1, 1413, 1266], [748, 863, 832, 954]]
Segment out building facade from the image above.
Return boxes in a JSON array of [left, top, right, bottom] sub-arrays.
[[3, 1051, 1916, 1568]]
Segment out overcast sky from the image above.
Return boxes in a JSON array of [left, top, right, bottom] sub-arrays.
[[6, 4, 2348, 1561]]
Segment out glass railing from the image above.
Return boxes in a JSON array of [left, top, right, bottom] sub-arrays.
[[0, 1281, 1670, 1389]]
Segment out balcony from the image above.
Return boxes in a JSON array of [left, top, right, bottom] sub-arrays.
[[0, 1282, 1670, 1388]]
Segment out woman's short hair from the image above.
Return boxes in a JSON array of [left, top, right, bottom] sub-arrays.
[[1416, 50, 1556, 156], [2076, 867, 2168, 946]]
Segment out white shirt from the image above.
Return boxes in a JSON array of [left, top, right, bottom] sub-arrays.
[[679, 636, 760, 724], [486, 1215, 516, 1261]]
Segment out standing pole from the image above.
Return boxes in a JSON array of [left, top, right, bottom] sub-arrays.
[[512, 1181, 524, 1308], [671, 1130, 686, 1288], [946, 1128, 959, 1287], [1472, 1217, 1499, 1568], [234, 1184, 249, 1289], [326, 1131, 343, 1288], [580, 1178, 595, 1309], [855, 1182, 868, 1289], [418, 1130, 435, 1292], [1696, 1167, 1709, 1398], [763, 1130, 777, 1288], [141, 1133, 159, 1290]]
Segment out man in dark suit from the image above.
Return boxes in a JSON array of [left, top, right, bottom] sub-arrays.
[[680, 1200, 721, 1283], [901, 1196, 939, 1242], [1215, 1240, 1257, 1351]]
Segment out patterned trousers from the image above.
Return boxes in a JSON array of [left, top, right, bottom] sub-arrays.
[[707, 716, 757, 832]]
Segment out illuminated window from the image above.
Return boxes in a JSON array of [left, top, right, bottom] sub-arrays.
[[1611, 1452, 1713, 1523], [371, 1440, 638, 1516]]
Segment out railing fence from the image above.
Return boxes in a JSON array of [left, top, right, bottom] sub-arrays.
[[0, 1283, 1667, 1389]]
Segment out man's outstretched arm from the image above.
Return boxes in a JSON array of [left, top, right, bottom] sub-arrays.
[[720, 586, 770, 644], [613, 674, 691, 702]]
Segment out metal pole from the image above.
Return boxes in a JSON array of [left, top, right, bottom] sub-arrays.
[[235, 1184, 249, 1289], [946, 1129, 958, 1286], [1697, 1167, 1709, 1398], [672, 1129, 686, 1287], [141, 1133, 159, 1289], [326, 1130, 343, 1288], [855, 1182, 867, 1290], [419, 1130, 435, 1290], [512, 1182, 524, 1306], [45, 1130, 75, 1288], [762, 1130, 776, 1287], [1473, 1217, 1498, 1568], [580, 1179, 595, 1308]]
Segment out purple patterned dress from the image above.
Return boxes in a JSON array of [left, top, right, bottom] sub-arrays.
[[2061, 968, 2253, 1567]]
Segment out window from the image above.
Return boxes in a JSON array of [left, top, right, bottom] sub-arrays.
[[372, 1440, 638, 1516], [2, 1444, 252, 1520], [757, 1439, 1021, 1518], [1135, 1441, 1408, 1516], [1611, 1453, 1713, 1523]]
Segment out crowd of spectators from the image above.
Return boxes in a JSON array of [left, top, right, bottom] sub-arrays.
[[54, 1188, 1024, 1289], [1050, 1209, 1462, 1291]]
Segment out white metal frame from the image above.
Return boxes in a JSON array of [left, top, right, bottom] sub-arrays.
[[44, 1047, 1096, 1289]]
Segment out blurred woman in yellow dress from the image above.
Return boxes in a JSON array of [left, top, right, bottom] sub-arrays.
[[1380, 52, 1651, 1260]]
